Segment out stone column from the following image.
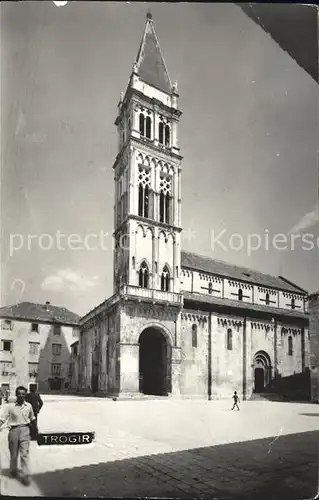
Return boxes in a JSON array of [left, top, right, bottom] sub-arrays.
[[119, 343, 139, 394], [177, 167, 182, 228], [242, 317, 247, 400], [274, 318, 278, 376], [301, 327, 305, 372], [171, 347, 181, 396], [208, 314, 212, 400]]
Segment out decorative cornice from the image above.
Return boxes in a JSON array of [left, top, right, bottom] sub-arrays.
[[217, 317, 242, 329], [283, 292, 302, 300], [251, 322, 274, 332], [228, 280, 252, 290], [257, 287, 277, 296], [181, 312, 208, 323], [113, 214, 182, 237], [199, 273, 222, 283], [281, 327, 301, 336], [134, 142, 182, 166]]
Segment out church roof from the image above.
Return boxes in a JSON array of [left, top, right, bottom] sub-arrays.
[[183, 291, 308, 321], [0, 301, 80, 325], [181, 251, 307, 294], [135, 12, 172, 94]]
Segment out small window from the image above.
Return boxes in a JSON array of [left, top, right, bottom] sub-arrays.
[[139, 261, 149, 288], [1, 361, 12, 375], [265, 293, 270, 305], [29, 342, 40, 355], [2, 340, 12, 352], [2, 320, 12, 330], [238, 289, 243, 301], [52, 343, 62, 356], [53, 324, 61, 335], [291, 298, 295, 310], [288, 336, 293, 356], [139, 113, 145, 136], [161, 266, 170, 292], [208, 282, 213, 294], [159, 121, 164, 144], [227, 329, 233, 350], [31, 323, 39, 333], [51, 363, 61, 376], [192, 324, 197, 348], [28, 363, 39, 376], [146, 116, 152, 139]]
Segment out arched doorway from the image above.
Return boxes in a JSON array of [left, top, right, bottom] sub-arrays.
[[253, 351, 272, 393], [139, 327, 171, 396]]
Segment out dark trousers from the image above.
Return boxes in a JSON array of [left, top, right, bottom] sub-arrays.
[[29, 415, 39, 440], [231, 402, 240, 410]]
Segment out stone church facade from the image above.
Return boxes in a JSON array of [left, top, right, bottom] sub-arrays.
[[78, 13, 310, 400]]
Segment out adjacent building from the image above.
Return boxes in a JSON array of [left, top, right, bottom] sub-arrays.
[[78, 13, 310, 400], [309, 292, 319, 402], [0, 301, 80, 398]]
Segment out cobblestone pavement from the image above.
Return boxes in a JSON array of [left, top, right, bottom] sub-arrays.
[[0, 397, 318, 498]]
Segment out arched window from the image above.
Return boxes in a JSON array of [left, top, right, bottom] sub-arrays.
[[165, 124, 170, 146], [291, 298, 295, 310], [238, 289, 243, 301], [139, 261, 149, 288], [146, 116, 152, 139], [208, 282, 213, 294], [227, 329, 233, 350], [139, 113, 145, 136], [159, 122, 164, 144], [192, 324, 197, 348], [288, 336, 293, 356], [265, 293, 270, 305], [161, 266, 170, 292], [138, 168, 150, 218], [159, 175, 171, 224]]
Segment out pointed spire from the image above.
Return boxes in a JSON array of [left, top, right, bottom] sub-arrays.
[[134, 12, 172, 94]]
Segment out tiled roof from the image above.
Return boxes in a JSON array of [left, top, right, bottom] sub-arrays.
[[135, 14, 172, 94], [181, 251, 307, 295], [0, 302, 80, 326], [183, 291, 309, 321]]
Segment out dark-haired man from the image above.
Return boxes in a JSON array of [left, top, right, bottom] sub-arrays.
[[0, 385, 35, 486]]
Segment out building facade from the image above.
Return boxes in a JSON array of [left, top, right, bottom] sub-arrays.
[[309, 292, 319, 402], [79, 13, 310, 400], [0, 301, 79, 398], [68, 340, 80, 391]]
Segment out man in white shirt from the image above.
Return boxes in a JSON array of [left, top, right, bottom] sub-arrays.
[[0, 385, 36, 486]]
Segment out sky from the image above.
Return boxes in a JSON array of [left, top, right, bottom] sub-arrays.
[[1, 2, 318, 316]]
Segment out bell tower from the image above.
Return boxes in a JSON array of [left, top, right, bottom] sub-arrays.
[[113, 12, 183, 298]]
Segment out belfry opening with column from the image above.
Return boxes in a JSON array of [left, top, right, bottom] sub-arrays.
[[79, 13, 310, 401]]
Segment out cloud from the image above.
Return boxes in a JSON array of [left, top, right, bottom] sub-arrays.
[[41, 269, 99, 292], [288, 206, 318, 235]]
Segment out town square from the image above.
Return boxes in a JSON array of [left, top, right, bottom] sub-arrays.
[[1, 2, 318, 498], [1, 395, 319, 498]]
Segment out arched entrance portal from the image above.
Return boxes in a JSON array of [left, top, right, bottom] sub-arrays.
[[253, 351, 272, 393], [139, 328, 171, 396]]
